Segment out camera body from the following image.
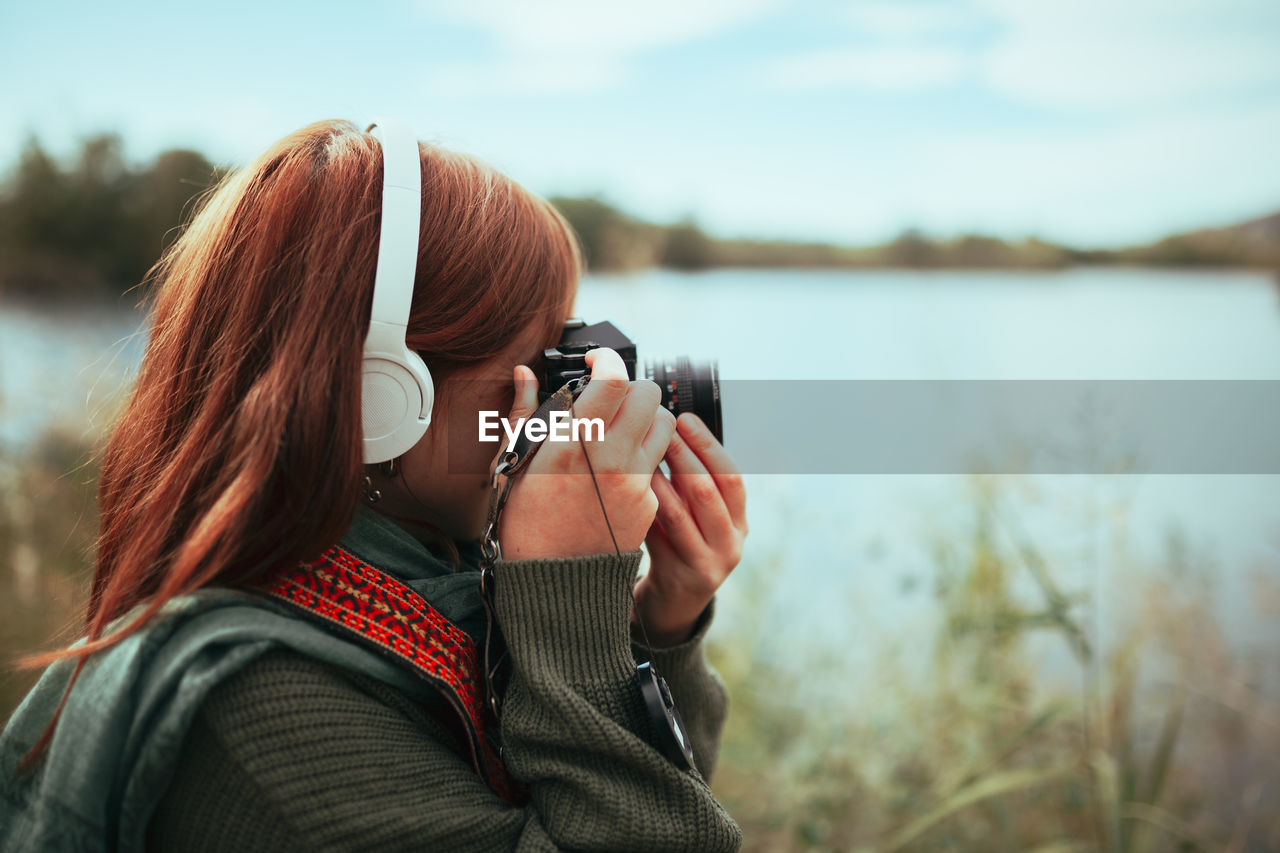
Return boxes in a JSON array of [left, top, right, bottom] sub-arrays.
[[535, 319, 636, 387], [535, 319, 723, 444]]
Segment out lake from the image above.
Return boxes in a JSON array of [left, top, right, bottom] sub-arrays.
[[578, 268, 1280, 702], [3, 267, 1279, 702]]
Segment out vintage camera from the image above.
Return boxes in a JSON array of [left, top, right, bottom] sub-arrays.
[[535, 319, 723, 444]]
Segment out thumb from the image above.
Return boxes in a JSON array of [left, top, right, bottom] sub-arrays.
[[509, 364, 540, 421]]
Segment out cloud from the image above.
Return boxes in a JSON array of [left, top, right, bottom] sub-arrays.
[[978, 0, 1280, 109], [760, 0, 1280, 108], [763, 46, 970, 92], [422, 56, 624, 97], [425, 0, 778, 53], [842, 2, 985, 39], [418, 0, 778, 96], [887, 103, 1280, 243], [984, 32, 1280, 109]]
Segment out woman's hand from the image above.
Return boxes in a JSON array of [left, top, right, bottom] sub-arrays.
[[496, 348, 677, 561], [633, 414, 747, 647]]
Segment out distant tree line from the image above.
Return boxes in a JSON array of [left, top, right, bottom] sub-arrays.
[[0, 134, 223, 302], [1, 134, 1276, 302], [549, 203, 1083, 272], [553, 201, 1280, 273]]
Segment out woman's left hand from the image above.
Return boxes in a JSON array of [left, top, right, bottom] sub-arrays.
[[633, 413, 748, 647]]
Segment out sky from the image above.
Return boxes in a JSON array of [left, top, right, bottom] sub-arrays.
[[1, 0, 1278, 248]]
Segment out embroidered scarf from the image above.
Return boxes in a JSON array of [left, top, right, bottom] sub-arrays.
[[245, 542, 525, 805]]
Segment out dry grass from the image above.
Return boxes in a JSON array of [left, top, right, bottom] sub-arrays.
[[0, 429, 97, 716], [707, 476, 1280, 852]]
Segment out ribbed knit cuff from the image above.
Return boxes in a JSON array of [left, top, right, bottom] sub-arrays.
[[493, 551, 643, 688]]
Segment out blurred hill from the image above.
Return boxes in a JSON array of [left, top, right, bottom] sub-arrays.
[[1, 134, 1277, 302], [1108, 211, 1280, 268]]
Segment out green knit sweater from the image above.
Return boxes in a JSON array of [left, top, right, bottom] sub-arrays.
[[145, 548, 742, 852]]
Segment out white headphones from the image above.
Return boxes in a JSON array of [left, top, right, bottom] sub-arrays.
[[361, 118, 434, 464]]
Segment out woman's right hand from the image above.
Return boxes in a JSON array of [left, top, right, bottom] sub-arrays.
[[496, 348, 677, 560]]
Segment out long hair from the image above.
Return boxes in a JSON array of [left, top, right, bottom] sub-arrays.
[[15, 119, 582, 770]]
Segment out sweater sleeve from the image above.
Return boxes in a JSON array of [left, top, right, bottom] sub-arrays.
[[147, 552, 741, 853], [633, 598, 730, 782]]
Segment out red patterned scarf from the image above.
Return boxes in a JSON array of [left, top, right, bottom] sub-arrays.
[[247, 544, 529, 806]]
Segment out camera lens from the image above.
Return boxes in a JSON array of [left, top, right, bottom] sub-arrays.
[[644, 356, 722, 444]]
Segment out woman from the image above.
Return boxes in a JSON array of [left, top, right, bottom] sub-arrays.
[[0, 119, 746, 851]]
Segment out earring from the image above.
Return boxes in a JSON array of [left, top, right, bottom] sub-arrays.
[[380, 457, 399, 479], [362, 475, 382, 504]]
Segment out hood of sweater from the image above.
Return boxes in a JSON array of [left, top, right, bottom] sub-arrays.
[[0, 505, 487, 852]]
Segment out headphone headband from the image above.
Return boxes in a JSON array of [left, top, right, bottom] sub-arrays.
[[366, 119, 422, 347]]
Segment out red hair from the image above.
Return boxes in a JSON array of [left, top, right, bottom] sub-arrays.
[[15, 119, 581, 769]]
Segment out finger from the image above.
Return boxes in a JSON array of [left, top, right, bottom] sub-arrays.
[[662, 435, 736, 553], [639, 407, 677, 473], [490, 365, 540, 473], [642, 519, 682, 601], [610, 379, 662, 445], [508, 364, 540, 421], [676, 413, 747, 533], [643, 514, 679, 567], [567, 347, 630, 423], [651, 469, 707, 559]]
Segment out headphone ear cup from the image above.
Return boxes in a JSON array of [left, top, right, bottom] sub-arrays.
[[361, 351, 434, 464]]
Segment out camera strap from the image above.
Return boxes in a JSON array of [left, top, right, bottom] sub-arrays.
[[476, 376, 587, 725], [475, 375, 696, 772]]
